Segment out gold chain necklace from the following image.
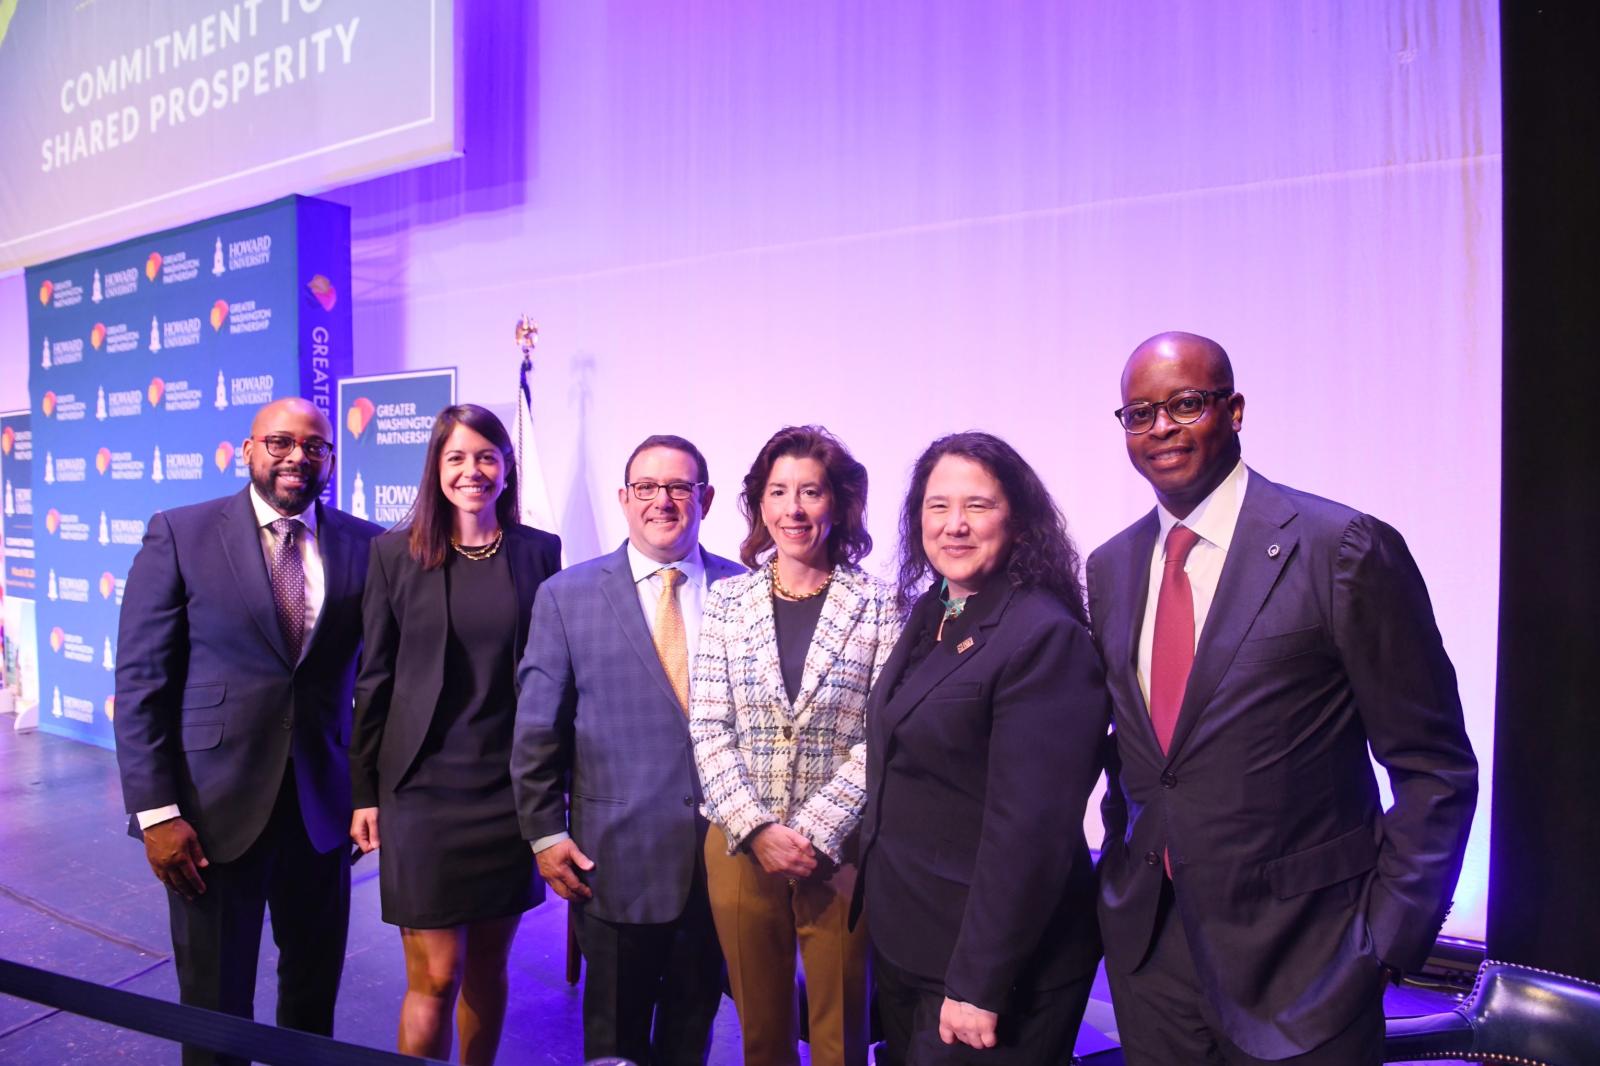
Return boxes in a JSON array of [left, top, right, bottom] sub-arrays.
[[770, 557, 834, 601], [450, 526, 504, 561]]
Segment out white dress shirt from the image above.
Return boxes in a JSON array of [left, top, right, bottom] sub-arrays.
[[626, 540, 708, 662], [136, 488, 325, 831], [1136, 459, 1249, 708], [530, 541, 711, 854]]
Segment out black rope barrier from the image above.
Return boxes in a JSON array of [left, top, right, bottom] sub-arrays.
[[0, 956, 449, 1065]]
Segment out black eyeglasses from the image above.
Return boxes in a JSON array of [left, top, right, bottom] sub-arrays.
[[627, 480, 704, 502], [253, 435, 334, 461], [1113, 389, 1234, 434]]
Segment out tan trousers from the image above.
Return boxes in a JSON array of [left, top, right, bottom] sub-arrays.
[[703, 832, 871, 1066]]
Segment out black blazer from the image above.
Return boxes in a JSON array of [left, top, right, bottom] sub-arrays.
[[115, 488, 382, 862], [351, 523, 562, 808], [856, 582, 1109, 1013], [1087, 471, 1477, 1060]]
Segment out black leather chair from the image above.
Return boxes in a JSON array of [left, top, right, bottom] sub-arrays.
[[1384, 959, 1600, 1064]]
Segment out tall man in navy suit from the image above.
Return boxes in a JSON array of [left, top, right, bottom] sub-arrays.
[[513, 434, 744, 1065], [1087, 333, 1478, 1065], [115, 397, 382, 1065]]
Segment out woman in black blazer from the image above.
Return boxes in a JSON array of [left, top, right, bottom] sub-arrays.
[[350, 404, 561, 1065], [857, 431, 1110, 1065]]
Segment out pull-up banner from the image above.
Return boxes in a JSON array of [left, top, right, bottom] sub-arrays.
[[2, 410, 41, 718], [24, 195, 352, 749], [337, 368, 457, 527]]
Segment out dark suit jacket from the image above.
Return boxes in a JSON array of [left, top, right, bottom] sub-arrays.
[[1087, 470, 1478, 1060], [857, 583, 1109, 1014], [114, 487, 383, 863], [350, 523, 562, 809], [511, 541, 746, 925]]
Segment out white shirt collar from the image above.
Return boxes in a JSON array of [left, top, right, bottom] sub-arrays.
[[627, 540, 705, 587], [1155, 458, 1248, 554], [250, 485, 318, 537]]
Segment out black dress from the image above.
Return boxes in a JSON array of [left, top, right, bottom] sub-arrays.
[[378, 548, 537, 928]]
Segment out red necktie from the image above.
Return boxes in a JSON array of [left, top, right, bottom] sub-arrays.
[[1149, 524, 1201, 754]]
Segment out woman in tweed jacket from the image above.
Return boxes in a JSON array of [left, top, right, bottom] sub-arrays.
[[691, 426, 902, 1066]]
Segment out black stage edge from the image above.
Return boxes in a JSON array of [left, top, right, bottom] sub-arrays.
[[1492, 1, 1600, 979]]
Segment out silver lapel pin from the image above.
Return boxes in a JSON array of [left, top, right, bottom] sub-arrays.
[[1267, 544, 1281, 558]]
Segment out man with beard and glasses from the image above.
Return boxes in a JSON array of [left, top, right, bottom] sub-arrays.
[[115, 397, 382, 1065]]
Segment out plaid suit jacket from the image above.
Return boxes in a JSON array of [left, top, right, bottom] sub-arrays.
[[690, 564, 902, 863], [512, 540, 745, 924]]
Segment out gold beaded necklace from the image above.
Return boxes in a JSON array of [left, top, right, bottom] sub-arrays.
[[769, 557, 834, 602], [450, 526, 504, 561]]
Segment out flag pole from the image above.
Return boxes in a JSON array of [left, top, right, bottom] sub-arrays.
[[513, 314, 539, 521]]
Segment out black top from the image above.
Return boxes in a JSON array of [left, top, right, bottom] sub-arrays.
[[772, 590, 826, 703], [350, 522, 563, 810], [412, 547, 518, 789]]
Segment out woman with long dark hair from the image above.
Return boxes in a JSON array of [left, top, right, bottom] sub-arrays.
[[350, 404, 561, 1065], [857, 431, 1109, 1064], [691, 425, 901, 1066]]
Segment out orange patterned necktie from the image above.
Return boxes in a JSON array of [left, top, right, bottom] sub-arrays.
[[653, 567, 689, 713]]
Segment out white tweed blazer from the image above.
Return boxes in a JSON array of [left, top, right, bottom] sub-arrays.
[[691, 563, 902, 863]]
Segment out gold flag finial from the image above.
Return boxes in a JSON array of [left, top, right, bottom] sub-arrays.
[[515, 315, 539, 367]]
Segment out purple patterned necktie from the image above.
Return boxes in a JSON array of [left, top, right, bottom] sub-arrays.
[[268, 517, 306, 660]]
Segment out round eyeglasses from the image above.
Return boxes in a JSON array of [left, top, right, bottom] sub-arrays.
[[1113, 389, 1233, 434], [627, 480, 705, 502], [252, 435, 334, 461]]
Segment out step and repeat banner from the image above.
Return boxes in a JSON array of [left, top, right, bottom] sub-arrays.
[[24, 196, 352, 749], [1, 411, 39, 716], [337, 368, 456, 526]]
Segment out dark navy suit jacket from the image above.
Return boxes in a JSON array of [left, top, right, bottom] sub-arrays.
[[1087, 470, 1478, 1059], [511, 541, 745, 925], [857, 583, 1110, 1013], [114, 487, 382, 863]]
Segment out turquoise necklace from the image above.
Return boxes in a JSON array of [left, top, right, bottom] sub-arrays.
[[939, 577, 968, 622]]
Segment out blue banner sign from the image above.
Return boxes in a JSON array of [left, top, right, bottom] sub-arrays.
[[25, 196, 352, 749], [337, 368, 457, 528]]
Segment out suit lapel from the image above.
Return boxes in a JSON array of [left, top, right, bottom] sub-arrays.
[[302, 503, 350, 664], [701, 547, 745, 588], [746, 566, 789, 713], [507, 527, 540, 659], [1165, 476, 1299, 758], [866, 600, 920, 743], [219, 488, 294, 668], [792, 568, 868, 729], [877, 585, 1013, 744], [599, 543, 686, 714], [1111, 513, 1162, 756]]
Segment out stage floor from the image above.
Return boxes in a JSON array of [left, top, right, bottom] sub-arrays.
[[0, 723, 1469, 1064]]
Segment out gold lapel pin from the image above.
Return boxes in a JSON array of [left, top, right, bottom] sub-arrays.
[[956, 636, 975, 654], [1267, 544, 1281, 558]]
